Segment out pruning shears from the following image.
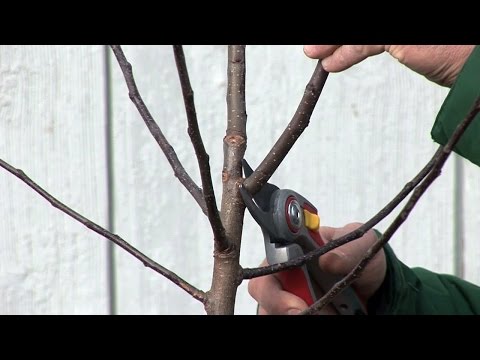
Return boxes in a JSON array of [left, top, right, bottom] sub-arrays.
[[240, 159, 366, 315]]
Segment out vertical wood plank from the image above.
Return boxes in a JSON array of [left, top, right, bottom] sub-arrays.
[[462, 159, 480, 285], [110, 45, 220, 314], [0, 45, 109, 314], [110, 45, 454, 314]]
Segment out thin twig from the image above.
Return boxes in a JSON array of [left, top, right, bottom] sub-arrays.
[[172, 45, 228, 252], [0, 158, 206, 303], [242, 146, 440, 280], [302, 96, 480, 315], [243, 61, 329, 195], [110, 45, 207, 215]]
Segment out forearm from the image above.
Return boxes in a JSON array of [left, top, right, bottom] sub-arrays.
[[368, 243, 480, 315], [431, 45, 480, 167], [367, 46, 480, 315]]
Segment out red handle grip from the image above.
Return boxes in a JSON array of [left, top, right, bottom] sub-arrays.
[[277, 267, 315, 306]]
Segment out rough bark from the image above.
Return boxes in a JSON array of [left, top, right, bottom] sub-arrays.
[[205, 45, 247, 314]]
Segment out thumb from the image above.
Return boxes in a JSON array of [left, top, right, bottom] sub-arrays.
[[318, 223, 386, 300]]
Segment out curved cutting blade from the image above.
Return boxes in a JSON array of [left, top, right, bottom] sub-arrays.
[[239, 184, 279, 239], [241, 159, 279, 212]]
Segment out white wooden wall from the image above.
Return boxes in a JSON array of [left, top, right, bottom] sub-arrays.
[[0, 45, 478, 314]]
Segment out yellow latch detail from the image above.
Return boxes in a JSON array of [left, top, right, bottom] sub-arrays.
[[303, 209, 320, 231]]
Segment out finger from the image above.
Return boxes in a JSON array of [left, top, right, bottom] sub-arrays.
[[248, 260, 309, 315], [303, 45, 340, 59], [320, 223, 375, 274], [319, 226, 336, 241], [258, 306, 268, 315], [248, 275, 308, 315], [319, 223, 386, 299], [322, 45, 386, 72]]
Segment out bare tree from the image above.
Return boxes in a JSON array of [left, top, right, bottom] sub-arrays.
[[1, 45, 478, 314]]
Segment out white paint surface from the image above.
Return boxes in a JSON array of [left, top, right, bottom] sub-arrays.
[[0, 45, 109, 314], [1, 45, 477, 314]]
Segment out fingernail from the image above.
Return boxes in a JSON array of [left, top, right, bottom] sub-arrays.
[[321, 58, 330, 70], [287, 308, 301, 315]]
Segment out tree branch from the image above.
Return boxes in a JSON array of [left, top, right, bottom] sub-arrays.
[[0, 158, 206, 303], [302, 96, 480, 315], [243, 61, 329, 195], [172, 45, 229, 252], [205, 45, 248, 314], [242, 145, 440, 280], [110, 45, 207, 215]]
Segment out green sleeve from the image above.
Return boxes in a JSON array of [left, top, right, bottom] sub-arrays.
[[368, 243, 480, 315], [365, 48, 480, 314], [431, 45, 480, 167]]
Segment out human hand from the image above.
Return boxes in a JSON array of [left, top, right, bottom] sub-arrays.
[[248, 223, 386, 315], [304, 45, 475, 87]]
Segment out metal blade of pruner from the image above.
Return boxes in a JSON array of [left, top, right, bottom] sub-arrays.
[[239, 159, 280, 240]]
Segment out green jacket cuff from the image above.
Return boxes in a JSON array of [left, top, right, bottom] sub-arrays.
[[431, 45, 480, 167], [368, 230, 480, 314], [367, 238, 418, 315]]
